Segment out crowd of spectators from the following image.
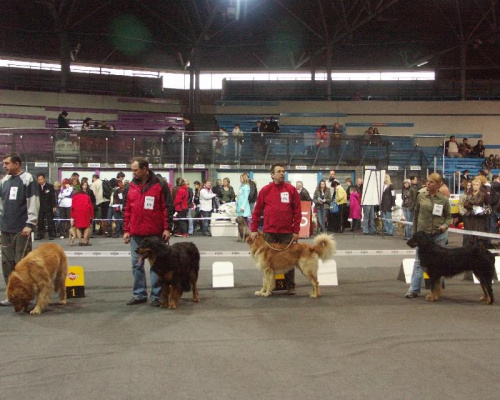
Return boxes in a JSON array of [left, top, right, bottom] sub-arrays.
[[445, 136, 489, 159]]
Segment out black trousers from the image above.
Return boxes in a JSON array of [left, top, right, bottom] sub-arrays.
[[37, 209, 56, 238], [263, 232, 295, 290]]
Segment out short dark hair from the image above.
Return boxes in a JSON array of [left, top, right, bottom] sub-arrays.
[[36, 173, 45, 179], [3, 153, 22, 165], [131, 157, 149, 170], [71, 172, 80, 177], [450, 135, 455, 139], [409, 175, 417, 181], [92, 174, 99, 180], [194, 181, 200, 186], [270, 163, 285, 174], [116, 171, 125, 179]]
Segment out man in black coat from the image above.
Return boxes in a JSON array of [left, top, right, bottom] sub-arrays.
[[36, 173, 56, 240]]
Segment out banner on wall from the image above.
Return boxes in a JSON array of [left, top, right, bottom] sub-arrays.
[[299, 201, 311, 238]]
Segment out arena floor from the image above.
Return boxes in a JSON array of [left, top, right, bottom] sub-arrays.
[[1, 231, 499, 400]]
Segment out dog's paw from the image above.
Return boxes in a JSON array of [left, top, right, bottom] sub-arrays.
[[425, 294, 437, 302], [254, 290, 263, 296], [160, 303, 169, 308], [262, 291, 273, 297], [59, 300, 67, 305], [309, 292, 319, 298], [168, 303, 177, 309], [192, 297, 200, 303], [30, 307, 41, 315]]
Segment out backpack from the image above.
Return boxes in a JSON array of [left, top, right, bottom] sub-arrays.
[[102, 179, 112, 200], [248, 180, 258, 203]]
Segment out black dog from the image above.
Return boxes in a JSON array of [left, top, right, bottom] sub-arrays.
[[136, 237, 200, 309], [407, 231, 495, 304]]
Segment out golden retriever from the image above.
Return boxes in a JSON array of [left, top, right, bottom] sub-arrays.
[[6, 243, 68, 315], [246, 233, 336, 298]]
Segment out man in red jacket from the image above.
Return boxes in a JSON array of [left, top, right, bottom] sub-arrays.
[[123, 157, 173, 306], [250, 163, 301, 294]]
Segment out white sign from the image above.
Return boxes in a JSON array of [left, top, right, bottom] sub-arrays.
[[388, 165, 399, 171], [295, 165, 308, 170], [163, 163, 177, 168], [34, 162, 48, 167], [114, 163, 127, 168], [88, 163, 101, 168], [410, 165, 422, 171], [61, 163, 75, 168], [365, 165, 376, 170], [193, 164, 206, 169], [219, 165, 231, 169]]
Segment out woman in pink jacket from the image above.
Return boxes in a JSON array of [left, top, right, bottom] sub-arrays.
[[349, 186, 362, 232]]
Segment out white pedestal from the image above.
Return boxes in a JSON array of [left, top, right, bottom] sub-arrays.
[[402, 258, 415, 284], [212, 261, 234, 288], [211, 221, 238, 237], [318, 259, 338, 286]]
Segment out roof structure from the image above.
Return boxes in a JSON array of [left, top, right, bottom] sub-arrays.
[[1, 0, 500, 79]]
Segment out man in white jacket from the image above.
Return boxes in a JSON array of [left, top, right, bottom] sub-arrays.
[[199, 180, 216, 236]]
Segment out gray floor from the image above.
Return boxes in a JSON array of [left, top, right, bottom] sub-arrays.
[[1, 231, 500, 400]]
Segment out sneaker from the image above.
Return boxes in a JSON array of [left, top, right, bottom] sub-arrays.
[[150, 299, 161, 307], [182, 233, 189, 238], [60, 235, 65, 239], [0, 299, 11, 306], [126, 297, 147, 305], [285, 287, 296, 296], [404, 290, 419, 298]]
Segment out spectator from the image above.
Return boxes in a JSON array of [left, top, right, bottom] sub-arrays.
[[405, 173, 452, 298], [90, 174, 110, 235], [36, 173, 56, 240], [81, 118, 92, 131], [313, 180, 331, 233], [81, 180, 97, 237], [332, 180, 347, 234], [471, 139, 486, 158], [296, 181, 312, 202], [461, 169, 472, 181], [0, 153, 39, 306], [371, 127, 382, 146], [380, 174, 396, 236], [192, 180, 201, 233], [251, 120, 265, 153], [364, 126, 374, 144], [57, 111, 70, 129], [267, 116, 280, 133], [401, 179, 414, 240], [349, 186, 361, 232], [214, 127, 229, 157], [173, 179, 189, 238], [459, 138, 472, 158], [316, 125, 328, 149], [116, 171, 126, 189], [232, 124, 244, 159], [329, 123, 342, 160], [105, 178, 119, 237], [199, 180, 217, 236], [484, 154, 495, 170], [58, 178, 73, 238], [326, 170, 337, 232], [185, 179, 195, 236], [260, 117, 269, 132], [445, 135, 461, 157], [123, 157, 173, 306], [53, 180, 61, 236], [218, 177, 235, 204], [71, 186, 94, 246], [250, 163, 301, 294], [356, 177, 363, 194], [462, 178, 488, 246], [236, 173, 252, 224]]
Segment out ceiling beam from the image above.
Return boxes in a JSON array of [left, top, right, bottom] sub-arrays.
[[272, 0, 324, 41]]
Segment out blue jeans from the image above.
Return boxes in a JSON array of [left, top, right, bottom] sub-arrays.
[[113, 209, 123, 236], [317, 207, 327, 232], [130, 235, 161, 300], [402, 208, 414, 239], [382, 211, 394, 235], [201, 210, 211, 233], [409, 231, 448, 294], [362, 205, 376, 234], [188, 208, 194, 235]]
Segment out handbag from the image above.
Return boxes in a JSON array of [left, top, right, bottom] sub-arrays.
[[330, 201, 339, 213]]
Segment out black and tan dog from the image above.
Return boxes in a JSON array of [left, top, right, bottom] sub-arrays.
[[235, 216, 251, 242], [407, 231, 495, 304], [136, 237, 200, 309]]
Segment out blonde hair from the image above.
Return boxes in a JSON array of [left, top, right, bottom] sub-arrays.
[[240, 173, 249, 185], [475, 175, 487, 185], [471, 178, 482, 188], [427, 173, 443, 185], [384, 173, 391, 185]]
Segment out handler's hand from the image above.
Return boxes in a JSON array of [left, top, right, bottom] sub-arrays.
[[292, 233, 299, 243], [21, 227, 32, 237], [438, 225, 447, 233], [123, 232, 130, 244], [162, 230, 171, 243]]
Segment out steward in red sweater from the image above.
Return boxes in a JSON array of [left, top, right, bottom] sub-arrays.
[[250, 163, 301, 294]]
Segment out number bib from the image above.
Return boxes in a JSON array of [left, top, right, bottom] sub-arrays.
[[144, 196, 155, 210]]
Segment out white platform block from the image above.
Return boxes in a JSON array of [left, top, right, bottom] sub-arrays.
[[212, 261, 234, 288], [318, 259, 338, 286], [211, 223, 238, 237], [402, 259, 415, 284]]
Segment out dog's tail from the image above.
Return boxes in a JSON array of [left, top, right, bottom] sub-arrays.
[[313, 234, 336, 262]]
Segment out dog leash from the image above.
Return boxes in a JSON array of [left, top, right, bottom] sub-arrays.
[[264, 238, 295, 252], [0, 232, 31, 258]]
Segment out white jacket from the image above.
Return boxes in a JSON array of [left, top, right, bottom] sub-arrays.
[[199, 187, 216, 212], [58, 186, 73, 208]]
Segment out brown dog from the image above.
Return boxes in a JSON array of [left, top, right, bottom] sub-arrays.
[[235, 216, 251, 242], [68, 226, 77, 246], [246, 233, 336, 298], [7, 243, 68, 315]]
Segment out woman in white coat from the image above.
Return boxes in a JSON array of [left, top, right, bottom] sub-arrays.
[[199, 180, 217, 236]]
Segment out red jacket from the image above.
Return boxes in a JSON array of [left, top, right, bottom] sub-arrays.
[[70, 192, 94, 229], [174, 185, 188, 211], [250, 182, 302, 234], [123, 171, 173, 236]]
